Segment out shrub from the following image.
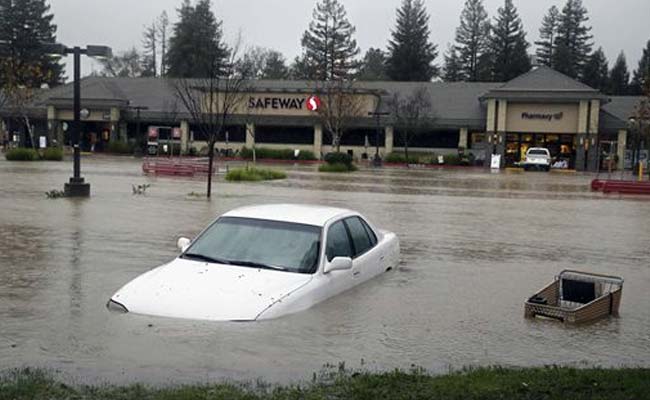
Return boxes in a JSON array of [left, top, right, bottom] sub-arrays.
[[384, 152, 422, 164], [240, 147, 317, 161], [443, 154, 462, 165], [324, 152, 353, 166], [319, 162, 358, 173], [5, 148, 38, 161], [107, 141, 133, 154], [225, 167, 287, 182], [41, 147, 64, 161]]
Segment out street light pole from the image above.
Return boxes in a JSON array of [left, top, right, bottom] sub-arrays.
[[43, 44, 112, 197], [368, 93, 389, 167]]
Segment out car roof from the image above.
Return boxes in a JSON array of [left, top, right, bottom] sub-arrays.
[[222, 204, 354, 227]]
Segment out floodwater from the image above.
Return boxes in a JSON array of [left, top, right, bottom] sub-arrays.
[[1, 156, 649, 385]]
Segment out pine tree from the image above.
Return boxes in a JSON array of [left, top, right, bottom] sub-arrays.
[[300, 0, 360, 81], [454, 0, 491, 82], [489, 0, 531, 82], [289, 55, 316, 80], [261, 50, 289, 79], [357, 48, 388, 81], [386, 0, 438, 81], [158, 11, 170, 76], [443, 45, 463, 82], [608, 52, 630, 95], [581, 47, 609, 91], [0, 0, 64, 88], [553, 0, 593, 80], [141, 22, 157, 77], [535, 6, 560, 68], [167, 0, 229, 78], [631, 39, 650, 95]]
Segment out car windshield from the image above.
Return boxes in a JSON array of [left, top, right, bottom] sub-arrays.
[[183, 217, 321, 274], [528, 149, 548, 156]]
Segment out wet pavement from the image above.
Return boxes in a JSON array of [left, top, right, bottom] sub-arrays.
[[1, 156, 649, 384]]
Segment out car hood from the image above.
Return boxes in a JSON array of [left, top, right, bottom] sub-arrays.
[[110, 258, 312, 321]]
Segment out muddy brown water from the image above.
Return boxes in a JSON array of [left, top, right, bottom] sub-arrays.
[[1, 156, 649, 384]]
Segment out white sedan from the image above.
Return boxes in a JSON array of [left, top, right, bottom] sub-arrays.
[[107, 204, 400, 321]]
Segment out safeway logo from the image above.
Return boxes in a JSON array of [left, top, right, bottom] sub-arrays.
[[306, 95, 321, 111]]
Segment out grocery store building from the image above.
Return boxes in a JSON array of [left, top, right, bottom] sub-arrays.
[[0, 66, 644, 171]]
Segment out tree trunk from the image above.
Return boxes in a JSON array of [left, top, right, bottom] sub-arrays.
[[24, 116, 35, 149], [253, 145, 256, 166], [207, 141, 214, 198]]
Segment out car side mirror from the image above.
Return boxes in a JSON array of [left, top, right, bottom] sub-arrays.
[[177, 237, 191, 252], [324, 257, 353, 274]]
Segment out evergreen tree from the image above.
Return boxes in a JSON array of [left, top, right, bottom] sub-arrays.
[[261, 50, 289, 79], [167, 0, 229, 78], [553, 0, 593, 80], [631, 39, 650, 95], [385, 0, 438, 81], [141, 22, 157, 77], [489, 0, 531, 82], [357, 48, 388, 81], [453, 0, 491, 82], [442, 45, 463, 82], [0, 0, 64, 88], [289, 55, 316, 80], [581, 47, 608, 91], [300, 0, 359, 80], [608, 52, 630, 95], [235, 46, 269, 79], [535, 6, 560, 68]]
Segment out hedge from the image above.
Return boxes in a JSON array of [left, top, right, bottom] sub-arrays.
[[5, 148, 39, 161]]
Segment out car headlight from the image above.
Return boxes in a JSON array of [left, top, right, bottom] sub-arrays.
[[106, 299, 129, 314]]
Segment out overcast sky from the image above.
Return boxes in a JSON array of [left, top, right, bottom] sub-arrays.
[[49, 0, 650, 80]]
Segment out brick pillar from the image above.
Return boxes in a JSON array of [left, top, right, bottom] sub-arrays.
[[180, 120, 190, 154], [384, 126, 394, 155], [617, 129, 627, 170], [313, 124, 323, 157]]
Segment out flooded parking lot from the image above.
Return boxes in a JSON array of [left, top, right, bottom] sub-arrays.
[[1, 157, 649, 384]]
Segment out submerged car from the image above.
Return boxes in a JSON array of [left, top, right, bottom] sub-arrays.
[[107, 204, 400, 321]]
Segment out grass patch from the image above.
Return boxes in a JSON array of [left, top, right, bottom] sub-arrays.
[[225, 167, 287, 182], [5, 148, 39, 161], [1, 367, 649, 400], [319, 162, 358, 173]]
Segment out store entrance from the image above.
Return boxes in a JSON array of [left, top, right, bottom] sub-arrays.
[[505, 133, 576, 168]]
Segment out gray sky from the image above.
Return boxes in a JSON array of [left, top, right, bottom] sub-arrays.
[[49, 0, 650, 80]]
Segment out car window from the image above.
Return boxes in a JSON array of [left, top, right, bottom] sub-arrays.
[[344, 217, 374, 257], [528, 149, 548, 156], [326, 221, 353, 262], [359, 218, 377, 247]]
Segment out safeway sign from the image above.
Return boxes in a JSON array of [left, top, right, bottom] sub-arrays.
[[247, 95, 322, 112], [306, 95, 321, 111]]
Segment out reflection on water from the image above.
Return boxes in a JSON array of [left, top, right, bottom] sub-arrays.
[[0, 156, 649, 385]]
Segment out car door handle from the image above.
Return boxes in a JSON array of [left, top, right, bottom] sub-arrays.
[[353, 271, 361, 276]]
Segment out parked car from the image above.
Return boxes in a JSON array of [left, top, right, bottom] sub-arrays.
[[107, 204, 400, 321], [522, 147, 552, 171]]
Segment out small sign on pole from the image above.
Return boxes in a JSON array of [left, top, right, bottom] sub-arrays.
[[39, 136, 47, 149]]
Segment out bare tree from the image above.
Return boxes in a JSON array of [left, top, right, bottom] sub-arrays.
[[316, 79, 365, 153], [171, 43, 248, 198], [388, 87, 434, 166]]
